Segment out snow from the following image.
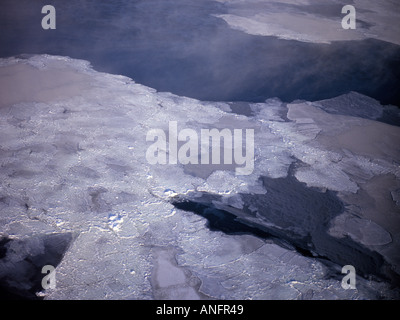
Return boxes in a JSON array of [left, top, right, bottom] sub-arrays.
[[0, 54, 399, 299], [329, 213, 392, 246], [315, 92, 384, 120], [214, 0, 400, 45]]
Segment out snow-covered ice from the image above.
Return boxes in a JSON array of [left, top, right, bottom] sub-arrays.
[[215, 0, 400, 45], [0, 55, 399, 299]]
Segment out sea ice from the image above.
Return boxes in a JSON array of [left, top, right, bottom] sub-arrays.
[[214, 0, 400, 46], [0, 54, 399, 300]]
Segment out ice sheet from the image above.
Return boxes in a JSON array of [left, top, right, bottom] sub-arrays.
[[215, 0, 400, 45], [0, 55, 399, 299]]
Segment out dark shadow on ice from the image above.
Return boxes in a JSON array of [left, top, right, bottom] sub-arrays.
[[0, 233, 74, 300], [171, 171, 392, 283]]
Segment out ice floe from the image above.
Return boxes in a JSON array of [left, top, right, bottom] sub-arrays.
[[0, 54, 399, 299]]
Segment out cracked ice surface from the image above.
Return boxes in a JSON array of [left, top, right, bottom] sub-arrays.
[[0, 55, 399, 299]]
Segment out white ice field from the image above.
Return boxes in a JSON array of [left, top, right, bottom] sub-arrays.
[[0, 54, 399, 299]]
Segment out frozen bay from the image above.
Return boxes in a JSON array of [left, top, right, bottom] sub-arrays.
[[0, 55, 399, 299]]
